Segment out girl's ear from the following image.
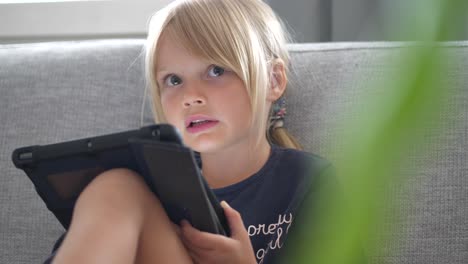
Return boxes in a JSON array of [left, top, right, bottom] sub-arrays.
[[267, 60, 287, 102]]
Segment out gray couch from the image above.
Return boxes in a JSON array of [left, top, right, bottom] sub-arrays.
[[1, 39, 467, 263]]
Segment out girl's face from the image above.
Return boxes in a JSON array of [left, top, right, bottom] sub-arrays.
[[155, 32, 256, 154]]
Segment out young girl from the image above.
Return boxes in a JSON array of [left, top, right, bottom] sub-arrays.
[[47, 0, 333, 263]]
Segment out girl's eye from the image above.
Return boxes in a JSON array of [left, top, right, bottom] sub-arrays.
[[164, 75, 182, 87], [207, 65, 225, 77]]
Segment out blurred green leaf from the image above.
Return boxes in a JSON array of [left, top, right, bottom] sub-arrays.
[[283, 1, 467, 263]]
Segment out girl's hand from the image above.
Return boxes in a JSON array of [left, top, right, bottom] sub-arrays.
[[180, 201, 257, 264]]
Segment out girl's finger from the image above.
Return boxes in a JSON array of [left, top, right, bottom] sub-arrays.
[[181, 231, 207, 252], [180, 235, 217, 264], [180, 219, 228, 250], [171, 222, 182, 237], [184, 245, 202, 264], [220, 201, 248, 239]]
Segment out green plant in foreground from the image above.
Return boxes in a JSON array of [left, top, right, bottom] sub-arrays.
[[283, 0, 467, 263]]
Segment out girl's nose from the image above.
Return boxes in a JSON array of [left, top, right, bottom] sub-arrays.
[[182, 84, 206, 107], [183, 98, 204, 107]]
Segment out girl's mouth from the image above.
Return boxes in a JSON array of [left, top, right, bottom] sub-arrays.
[[186, 120, 219, 133], [185, 115, 219, 134]]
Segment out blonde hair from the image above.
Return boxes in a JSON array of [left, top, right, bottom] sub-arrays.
[[145, 0, 301, 150]]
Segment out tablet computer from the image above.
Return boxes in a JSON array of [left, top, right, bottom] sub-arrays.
[[11, 124, 229, 236]]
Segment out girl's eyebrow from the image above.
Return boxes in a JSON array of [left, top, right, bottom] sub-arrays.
[[155, 65, 168, 72], [155, 69, 170, 77]]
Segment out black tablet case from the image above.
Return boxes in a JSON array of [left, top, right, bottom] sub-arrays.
[[12, 124, 229, 236]]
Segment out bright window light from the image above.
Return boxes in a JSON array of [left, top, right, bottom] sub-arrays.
[[0, 0, 107, 3]]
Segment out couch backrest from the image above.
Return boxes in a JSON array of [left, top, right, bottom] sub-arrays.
[[1, 39, 467, 264]]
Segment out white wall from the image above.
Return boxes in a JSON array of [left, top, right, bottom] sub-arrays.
[[0, 0, 171, 43], [1, 0, 466, 44]]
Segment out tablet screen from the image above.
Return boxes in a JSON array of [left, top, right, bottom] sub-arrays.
[[47, 167, 105, 200]]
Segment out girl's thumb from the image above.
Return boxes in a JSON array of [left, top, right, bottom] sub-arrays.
[[221, 201, 247, 238]]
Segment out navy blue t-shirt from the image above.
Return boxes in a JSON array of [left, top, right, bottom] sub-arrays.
[[44, 145, 333, 264], [212, 145, 332, 264]]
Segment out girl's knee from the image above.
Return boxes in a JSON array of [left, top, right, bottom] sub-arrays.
[[81, 168, 146, 199], [74, 168, 152, 220], [55, 169, 149, 263], [94, 168, 145, 189]]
